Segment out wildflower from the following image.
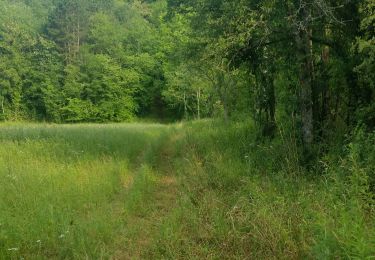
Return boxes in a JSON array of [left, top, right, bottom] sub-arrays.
[[59, 234, 65, 238], [36, 240, 41, 243], [8, 248, 19, 251]]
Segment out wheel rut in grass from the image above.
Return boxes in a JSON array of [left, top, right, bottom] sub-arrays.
[[111, 129, 181, 259]]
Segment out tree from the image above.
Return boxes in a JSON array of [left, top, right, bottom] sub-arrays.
[[169, 0, 366, 153], [61, 51, 137, 122], [45, 0, 91, 63], [355, 0, 375, 129]]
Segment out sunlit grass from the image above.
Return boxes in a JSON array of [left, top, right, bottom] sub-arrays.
[[0, 123, 170, 259], [0, 121, 373, 259]]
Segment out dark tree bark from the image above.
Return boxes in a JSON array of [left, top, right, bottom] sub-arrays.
[[290, 0, 316, 151], [296, 24, 314, 148]]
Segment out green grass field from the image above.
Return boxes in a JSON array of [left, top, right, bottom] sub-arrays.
[[0, 123, 176, 259], [0, 121, 374, 259]]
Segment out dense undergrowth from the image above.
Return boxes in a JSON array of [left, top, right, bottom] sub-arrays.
[[0, 121, 374, 259], [148, 120, 375, 259]]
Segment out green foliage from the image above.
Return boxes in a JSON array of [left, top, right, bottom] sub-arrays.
[[0, 0, 372, 138], [354, 0, 375, 128], [148, 120, 374, 259], [61, 53, 137, 122], [0, 0, 171, 122], [0, 0, 374, 258]]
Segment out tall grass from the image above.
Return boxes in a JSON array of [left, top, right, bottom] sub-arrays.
[[0, 123, 170, 259], [0, 121, 374, 259], [147, 120, 375, 259]]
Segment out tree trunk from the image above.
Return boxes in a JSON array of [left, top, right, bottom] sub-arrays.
[[320, 45, 330, 136], [217, 72, 229, 121], [183, 91, 188, 120], [197, 87, 201, 120], [1, 97, 4, 117], [266, 76, 276, 136], [77, 20, 80, 55], [294, 3, 315, 150], [296, 29, 314, 148]]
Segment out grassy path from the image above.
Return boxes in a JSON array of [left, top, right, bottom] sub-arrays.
[[0, 123, 181, 259], [1, 122, 374, 259], [123, 125, 180, 258]]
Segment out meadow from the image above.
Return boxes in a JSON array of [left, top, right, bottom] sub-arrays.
[[0, 123, 175, 259], [0, 121, 374, 259], [0, 0, 373, 259]]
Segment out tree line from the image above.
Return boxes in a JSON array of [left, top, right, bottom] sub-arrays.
[[0, 0, 374, 152], [167, 0, 374, 154], [1, 0, 170, 122]]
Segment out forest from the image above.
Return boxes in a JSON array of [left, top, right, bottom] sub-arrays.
[[0, 0, 374, 259], [0, 0, 374, 128]]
